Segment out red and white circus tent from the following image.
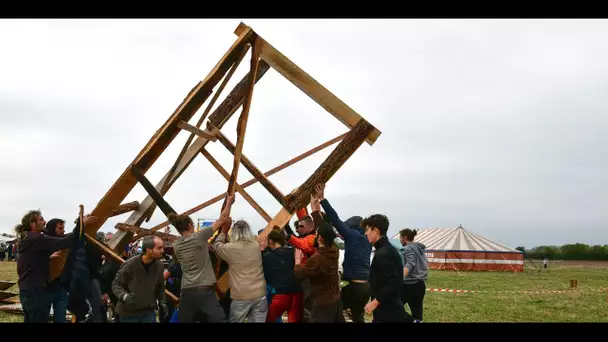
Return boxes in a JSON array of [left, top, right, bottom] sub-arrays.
[[391, 226, 524, 272]]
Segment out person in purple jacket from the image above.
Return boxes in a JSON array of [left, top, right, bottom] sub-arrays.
[[14, 209, 99, 323], [314, 183, 372, 323]]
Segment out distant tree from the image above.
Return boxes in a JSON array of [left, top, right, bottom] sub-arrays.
[[515, 246, 526, 253]]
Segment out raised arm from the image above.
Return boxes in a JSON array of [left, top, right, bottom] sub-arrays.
[[198, 195, 235, 242], [315, 184, 355, 240]]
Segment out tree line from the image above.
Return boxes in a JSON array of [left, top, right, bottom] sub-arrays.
[[515, 244, 608, 260]]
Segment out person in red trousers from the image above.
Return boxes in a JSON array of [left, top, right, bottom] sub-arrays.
[[262, 229, 304, 322]]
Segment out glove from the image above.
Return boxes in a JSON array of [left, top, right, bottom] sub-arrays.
[[121, 293, 136, 307], [158, 302, 169, 321], [283, 224, 294, 239]]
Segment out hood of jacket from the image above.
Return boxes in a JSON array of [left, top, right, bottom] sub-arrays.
[[344, 216, 365, 235], [317, 244, 339, 260], [411, 242, 426, 252]]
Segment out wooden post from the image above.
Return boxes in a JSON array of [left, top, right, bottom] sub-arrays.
[[224, 35, 262, 202], [284, 119, 376, 213]]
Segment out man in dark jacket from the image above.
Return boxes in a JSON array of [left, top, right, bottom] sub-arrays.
[[15, 210, 98, 322], [294, 218, 344, 323], [362, 214, 410, 323], [314, 183, 371, 323], [112, 236, 168, 323], [263, 229, 303, 322]]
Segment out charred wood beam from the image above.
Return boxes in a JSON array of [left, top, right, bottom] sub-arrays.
[[284, 119, 376, 213]]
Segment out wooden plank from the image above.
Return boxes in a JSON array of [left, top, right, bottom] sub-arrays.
[[145, 133, 346, 233], [83, 233, 179, 305], [109, 201, 140, 217], [130, 166, 177, 217], [0, 281, 15, 292], [225, 36, 262, 200], [177, 121, 217, 142], [210, 124, 286, 209], [124, 61, 272, 229], [83, 27, 254, 237], [234, 22, 381, 146], [256, 207, 294, 242], [0, 291, 17, 302], [284, 119, 375, 213], [201, 149, 271, 222]]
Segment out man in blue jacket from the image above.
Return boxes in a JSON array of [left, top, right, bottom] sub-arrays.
[[314, 183, 372, 323]]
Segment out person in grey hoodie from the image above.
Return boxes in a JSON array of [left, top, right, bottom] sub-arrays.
[[398, 228, 428, 322]]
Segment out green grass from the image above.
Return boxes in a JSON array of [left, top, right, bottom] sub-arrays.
[[2, 261, 607, 322], [420, 267, 608, 322]]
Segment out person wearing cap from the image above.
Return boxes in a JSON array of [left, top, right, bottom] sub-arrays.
[[45, 218, 70, 323], [313, 183, 372, 323], [112, 235, 168, 323]]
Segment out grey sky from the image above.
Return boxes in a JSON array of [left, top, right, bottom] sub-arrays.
[[1, 19, 607, 249]]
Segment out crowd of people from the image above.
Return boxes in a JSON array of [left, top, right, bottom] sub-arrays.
[[13, 182, 429, 323]]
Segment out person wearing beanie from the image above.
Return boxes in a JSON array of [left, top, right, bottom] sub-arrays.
[[313, 183, 372, 323]]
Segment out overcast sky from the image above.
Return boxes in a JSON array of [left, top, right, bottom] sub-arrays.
[[1, 19, 607, 249]]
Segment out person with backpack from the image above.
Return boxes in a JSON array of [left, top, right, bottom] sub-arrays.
[[398, 228, 429, 323]]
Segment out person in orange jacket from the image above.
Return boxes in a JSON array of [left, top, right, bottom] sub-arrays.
[[284, 217, 317, 264]]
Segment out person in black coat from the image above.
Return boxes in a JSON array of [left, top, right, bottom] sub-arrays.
[[362, 214, 411, 323]]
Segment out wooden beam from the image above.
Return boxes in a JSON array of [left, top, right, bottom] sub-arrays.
[[115, 223, 145, 234], [109, 201, 140, 218], [225, 36, 262, 200], [233, 22, 381, 146], [177, 121, 217, 141], [145, 132, 346, 233], [82, 27, 254, 237], [201, 149, 272, 222], [209, 124, 286, 209], [130, 165, 176, 217], [143, 45, 252, 222], [124, 61, 272, 229], [284, 119, 376, 213], [83, 233, 179, 304]]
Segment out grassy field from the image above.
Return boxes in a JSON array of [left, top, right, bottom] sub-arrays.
[[1, 261, 607, 322]]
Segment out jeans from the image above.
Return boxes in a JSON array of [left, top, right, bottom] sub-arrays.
[[179, 286, 227, 323], [20, 288, 53, 323], [50, 286, 69, 323], [119, 311, 157, 323], [229, 296, 268, 323]]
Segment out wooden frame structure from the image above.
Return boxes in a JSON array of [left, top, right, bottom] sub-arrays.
[[51, 22, 381, 305]]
